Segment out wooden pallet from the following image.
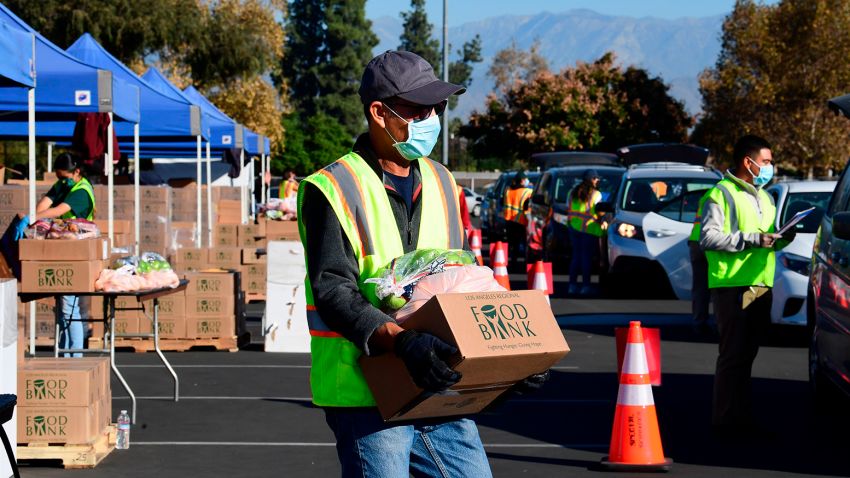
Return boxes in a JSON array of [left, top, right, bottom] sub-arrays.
[[89, 336, 239, 353], [17, 424, 116, 469]]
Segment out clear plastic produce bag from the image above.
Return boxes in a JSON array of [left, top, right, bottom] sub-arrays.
[[394, 265, 506, 322]]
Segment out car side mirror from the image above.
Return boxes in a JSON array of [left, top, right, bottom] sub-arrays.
[[595, 201, 614, 214], [833, 212, 850, 241]]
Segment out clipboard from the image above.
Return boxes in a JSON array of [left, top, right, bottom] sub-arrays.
[[776, 207, 816, 235]]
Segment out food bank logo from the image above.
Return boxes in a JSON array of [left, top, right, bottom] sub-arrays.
[[38, 268, 73, 287], [198, 299, 223, 313], [470, 304, 535, 340], [159, 321, 175, 334], [26, 415, 67, 436], [198, 320, 220, 334], [25, 379, 67, 400], [197, 279, 219, 292]]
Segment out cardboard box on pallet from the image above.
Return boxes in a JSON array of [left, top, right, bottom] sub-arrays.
[[137, 295, 187, 339], [186, 314, 235, 339], [17, 405, 99, 444], [171, 248, 207, 272], [264, 220, 299, 241], [19, 261, 105, 293], [183, 271, 235, 297], [241, 264, 266, 294], [214, 224, 238, 247], [359, 290, 570, 421], [241, 248, 266, 265], [207, 247, 242, 269]]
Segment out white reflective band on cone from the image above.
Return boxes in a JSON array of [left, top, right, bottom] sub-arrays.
[[494, 248, 507, 264], [617, 383, 655, 406], [623, 343, 649, 374]]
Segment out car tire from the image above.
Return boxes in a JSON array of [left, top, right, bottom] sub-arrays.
[[807, 292, 846, 412]]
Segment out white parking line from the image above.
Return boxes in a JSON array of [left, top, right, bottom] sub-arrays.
[[113, 396, 608, 404], [133, 441, 608, 449]]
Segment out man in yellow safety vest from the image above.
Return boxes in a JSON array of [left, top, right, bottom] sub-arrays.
[[699, 135, 794, 436], [297, 51, 525, 477]]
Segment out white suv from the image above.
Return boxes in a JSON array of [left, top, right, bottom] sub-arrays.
[[605, 162, 721, 299]]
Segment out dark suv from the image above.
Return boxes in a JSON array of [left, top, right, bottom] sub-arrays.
[[808, 93, 850, 404], [527, 154, 626, 268]]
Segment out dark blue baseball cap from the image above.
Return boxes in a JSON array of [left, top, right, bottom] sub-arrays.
[[359, 50, 466, 106]]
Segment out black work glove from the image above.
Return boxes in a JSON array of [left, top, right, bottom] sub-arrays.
[[780, 228, 797, 244], [394, 330, 462, 392], [482, 370, 551, 413]]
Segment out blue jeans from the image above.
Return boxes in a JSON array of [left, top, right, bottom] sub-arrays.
[[569, 229, 599, 286], [58, 295, 86, 357], [323, 408, 492, 478]]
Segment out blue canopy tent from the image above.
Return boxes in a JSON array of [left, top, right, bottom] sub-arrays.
[[0, 4, 143, 290]]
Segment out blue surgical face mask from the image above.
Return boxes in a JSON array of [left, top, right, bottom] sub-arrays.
[[61, 177, 76, 188], [384, 105, 441, 161], [747, 158, 773, 187]]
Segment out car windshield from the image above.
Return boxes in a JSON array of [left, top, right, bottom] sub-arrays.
[[782, 191, 831, 233], [554, 171, 622, 204], [621, 177, 717, 213]]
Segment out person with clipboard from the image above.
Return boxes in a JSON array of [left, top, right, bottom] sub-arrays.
[[699, 135, 796, 437]]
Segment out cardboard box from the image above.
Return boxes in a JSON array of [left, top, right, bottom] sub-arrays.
[[93, 219, 133, 235], [359, 291, 569, 421], [241, 264, 266, 294], [20, 261, 104, 293], [139, 186, 171, 204], [184, 271, 235, 296], [139, 316, 187, 339], [153, 294, 185, 319], [171, 248, 208, 271], [214, 224, 238, 247], [241, 248, 266, 265], [207, 247, 242, 269], [19, 238, 108, 261], [17, 405, 99, 444], [18, 363, 98, 407], [264, 220, 299, 240], [186, 315, 235, 339], [213, 187, 241, 201], [239, 222, 266, 239], [185, 295, 234, 319], [0, 186, 26, 209]]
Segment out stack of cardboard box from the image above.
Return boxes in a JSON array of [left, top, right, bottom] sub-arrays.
[[0, 186, 26, 234], [93, 185, 172, 255], [16, 298, 56, 344], [18, 238, 108, 294], [17, 357, 112, 444], [183, 271, 236, 339]]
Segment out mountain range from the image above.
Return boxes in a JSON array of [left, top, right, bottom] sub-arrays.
[[372, 9, 724, 119]]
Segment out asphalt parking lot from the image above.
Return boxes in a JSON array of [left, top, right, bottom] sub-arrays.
[[17, 273, 850, 478]]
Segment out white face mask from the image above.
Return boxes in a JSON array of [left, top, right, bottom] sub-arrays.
[[383, 105, 442, 161]]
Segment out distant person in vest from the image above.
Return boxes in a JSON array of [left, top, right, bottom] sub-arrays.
[[280, 170, 298, 199], [38, 152, 95, 357], [502, 171, 533, 266], [699, 135, 794, 436], [298, 50, 545, 477], [567, 169, 604, 296]]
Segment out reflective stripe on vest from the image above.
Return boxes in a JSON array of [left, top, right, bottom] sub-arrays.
[[704, 179, 776, 288], [568, 190, 602, 237], [503, 187, 532, 224], [688, 190, 712, 242], [297, 152, 464, 407], [59, 178, 95, 220]]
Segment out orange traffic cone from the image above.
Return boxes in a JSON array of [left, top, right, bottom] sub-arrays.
[[527, 261, 553, 304], [489, 241, 509, 269], [469, 229, 484, 265], [600, 321, 672, 472], [491, 243, 511, 290]]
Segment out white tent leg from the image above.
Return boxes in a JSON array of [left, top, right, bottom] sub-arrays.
[[250, 155, 256, 221], [27, 86, 36, 355], [133, 123, 140, 256], [240, 148, 247, 224], [206, 141, 212, 247], [260, 153, 266, 208], [46, 142, 53, 172], [195, 135, 202, 248], [107, 112, 114, 250]]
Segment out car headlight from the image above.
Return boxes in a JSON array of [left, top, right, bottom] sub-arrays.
[[616, 222, 644, 241], [780, 252, 811, 276]]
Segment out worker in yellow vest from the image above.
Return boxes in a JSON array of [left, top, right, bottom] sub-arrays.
[[567, 169, 604, 295], [502, 171, 533, 265], [298, 51, 548, 477], [699, 135, 794, 436], [29, 153, 95, 357], [280, 170, 298, 199]]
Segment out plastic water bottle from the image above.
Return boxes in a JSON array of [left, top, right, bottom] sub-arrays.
[[117, 410, 130, 449]]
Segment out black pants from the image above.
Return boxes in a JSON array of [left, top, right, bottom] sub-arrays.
[[689, 242, 710, 326], [505, 221, 526, 265], [711, 286, 772, 428]]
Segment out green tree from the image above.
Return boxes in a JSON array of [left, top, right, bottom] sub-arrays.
[[280, 0, 328, 118], [277, 113, 351, 174], [488, 40, 549, 95], [693, 0, 850, 176], [399, 0, 441, 76], [446, 34, 483, 110], [461, 52, 689, 167]]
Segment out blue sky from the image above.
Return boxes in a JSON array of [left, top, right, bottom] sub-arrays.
[[366, 1, 766, 25]]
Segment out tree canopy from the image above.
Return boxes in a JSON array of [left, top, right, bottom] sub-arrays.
[[461, 51, 691, 166], [693, 0, 850, 176]]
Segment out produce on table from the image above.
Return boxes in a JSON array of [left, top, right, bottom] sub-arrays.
[[25, 218, 100, 240], [260, 197, 297, 221], [95, 252, 180, 292], [365, 249, 476, 312]]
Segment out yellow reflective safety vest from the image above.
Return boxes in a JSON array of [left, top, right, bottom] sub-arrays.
[[688, 190, 712, 242], [58, 178, 95, 221], [703, 178, 776, 289], [297, 152, 465, 407], [568, 190, 603, 237], [503, 187, 532, 225]]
